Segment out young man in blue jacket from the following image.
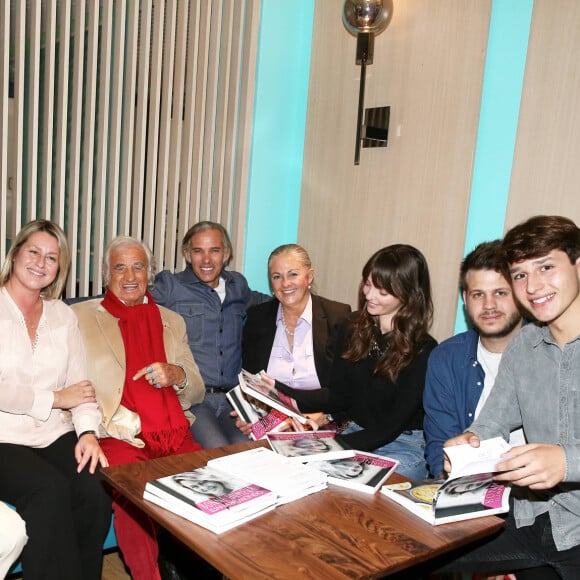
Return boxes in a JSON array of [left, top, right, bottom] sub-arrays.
[[423, 240, 524, 477]]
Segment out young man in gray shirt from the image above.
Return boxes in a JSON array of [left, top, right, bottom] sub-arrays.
[[442, 215, 580, 579]]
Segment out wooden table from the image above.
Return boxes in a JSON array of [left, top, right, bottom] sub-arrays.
[[101, 441, 503, 579]]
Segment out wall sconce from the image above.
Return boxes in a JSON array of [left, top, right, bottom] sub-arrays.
[[342, 0, 393, 165]]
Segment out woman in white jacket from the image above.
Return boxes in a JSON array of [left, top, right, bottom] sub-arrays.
[[0, 220, 111, 580]]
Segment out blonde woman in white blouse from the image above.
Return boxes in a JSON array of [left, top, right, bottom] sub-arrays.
[[0, 220, 111, 580]]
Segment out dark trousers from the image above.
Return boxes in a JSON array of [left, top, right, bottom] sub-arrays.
[[0, 431, 111, 580], [436, 511, 580, 579]]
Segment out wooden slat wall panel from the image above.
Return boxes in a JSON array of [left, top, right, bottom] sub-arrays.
[[26, 0, 41, 218], [1, 0, 260, 296], [106, 0, 127, 243], [78, 0, 99, 296], [164, 0, 189, 268], [506, 0, 580, 228], [153, 0, 176, 264], [11, 1, 25, 239], [92, 0, 113, 295], [0, 0, 8, 262], [0, 2, 12, 255], [118, 0, 139, 236], [231, 0, 259, 265], [53, 0, 71, 226], [143, 0, 165, 246], [67, 0, 86, 295], [40, 0, 56, 215]]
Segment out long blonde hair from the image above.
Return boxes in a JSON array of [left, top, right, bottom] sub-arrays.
[[0, 219, 71, 299]]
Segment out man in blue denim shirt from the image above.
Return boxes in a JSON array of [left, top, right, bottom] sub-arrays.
[[151, 221, 270, 448], [441, 216, 580, 579], [423, 241, 523, 477]]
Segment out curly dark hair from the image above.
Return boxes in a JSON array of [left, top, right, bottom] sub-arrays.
[[342, 244, 433, 381], [501, 215, 580, 277]]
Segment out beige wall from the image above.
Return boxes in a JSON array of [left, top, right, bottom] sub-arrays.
[[507, 0, 580, 229], [299, 0, 491, 341]]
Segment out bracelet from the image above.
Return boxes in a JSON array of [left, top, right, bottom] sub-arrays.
[[173, 363, 187, 389], [78, 430, 97, 439]]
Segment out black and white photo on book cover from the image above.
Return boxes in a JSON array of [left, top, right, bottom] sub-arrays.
[[145, 466, 275, 517], [226, 385, 291, 440], [238, 369, 309, 425], [266, 430, 355, 462], [312, 451, 399, 494]]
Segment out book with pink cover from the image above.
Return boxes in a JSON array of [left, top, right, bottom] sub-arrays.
[[143, 466, 277, 534], [238, 369, 309, 425], [312, 451, 399, 494], [266, 430, 355, 462], [226, 385, 290, 440], [381, 437, 512, 525]]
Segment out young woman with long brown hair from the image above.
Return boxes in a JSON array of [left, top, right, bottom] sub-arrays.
[[273, 244, 437, 479]]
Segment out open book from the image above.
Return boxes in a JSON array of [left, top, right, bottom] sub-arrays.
[[311, 451, 399, 494], [143, 466, 277, 534], [226, 385, 291, 440], [238, 369, 309, 425], [266, 431, 355, 462], [381, 437, 512, 525]]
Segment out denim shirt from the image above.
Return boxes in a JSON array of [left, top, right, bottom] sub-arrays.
[[470, 323, 580, 551], [151, 268, 270, 389], [423, 329, 484, 476]]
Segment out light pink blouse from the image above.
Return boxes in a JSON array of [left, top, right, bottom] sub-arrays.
[[0, 287, 100, 447], [266, 296, 321, 391]]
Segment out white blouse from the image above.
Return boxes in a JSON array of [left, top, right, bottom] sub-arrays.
[[0, 287, 100, 447], [266, 297, 321, 391]]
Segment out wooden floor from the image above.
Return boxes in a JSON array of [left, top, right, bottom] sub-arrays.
[[102, 550, 131, 579]]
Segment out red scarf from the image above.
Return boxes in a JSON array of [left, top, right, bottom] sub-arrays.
[[102, 290, 190, 456]]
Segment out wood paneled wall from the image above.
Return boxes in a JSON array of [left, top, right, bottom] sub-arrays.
[[299, 1, 491, 340], [506, 0, 580, 229]]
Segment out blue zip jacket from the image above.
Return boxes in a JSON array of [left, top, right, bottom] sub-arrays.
[[423, 328, 483, 477]]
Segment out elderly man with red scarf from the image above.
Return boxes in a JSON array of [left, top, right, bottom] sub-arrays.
[[73, 236, 204, 580]]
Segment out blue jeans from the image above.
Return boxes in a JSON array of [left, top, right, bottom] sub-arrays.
[[341, 423, 428, 480], [190, 392, 249, 449]]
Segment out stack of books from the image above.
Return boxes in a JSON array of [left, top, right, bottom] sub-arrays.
[[144, 447, 328, 532], [144, 466, 277, 534], [207, 446, 328, 505]]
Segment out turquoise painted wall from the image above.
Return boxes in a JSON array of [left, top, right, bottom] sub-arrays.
[[243, 0, 315, 294], [454, 0, 533, 333]]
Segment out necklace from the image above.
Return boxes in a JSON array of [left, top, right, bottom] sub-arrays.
[[281, 310, 294, 336]]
